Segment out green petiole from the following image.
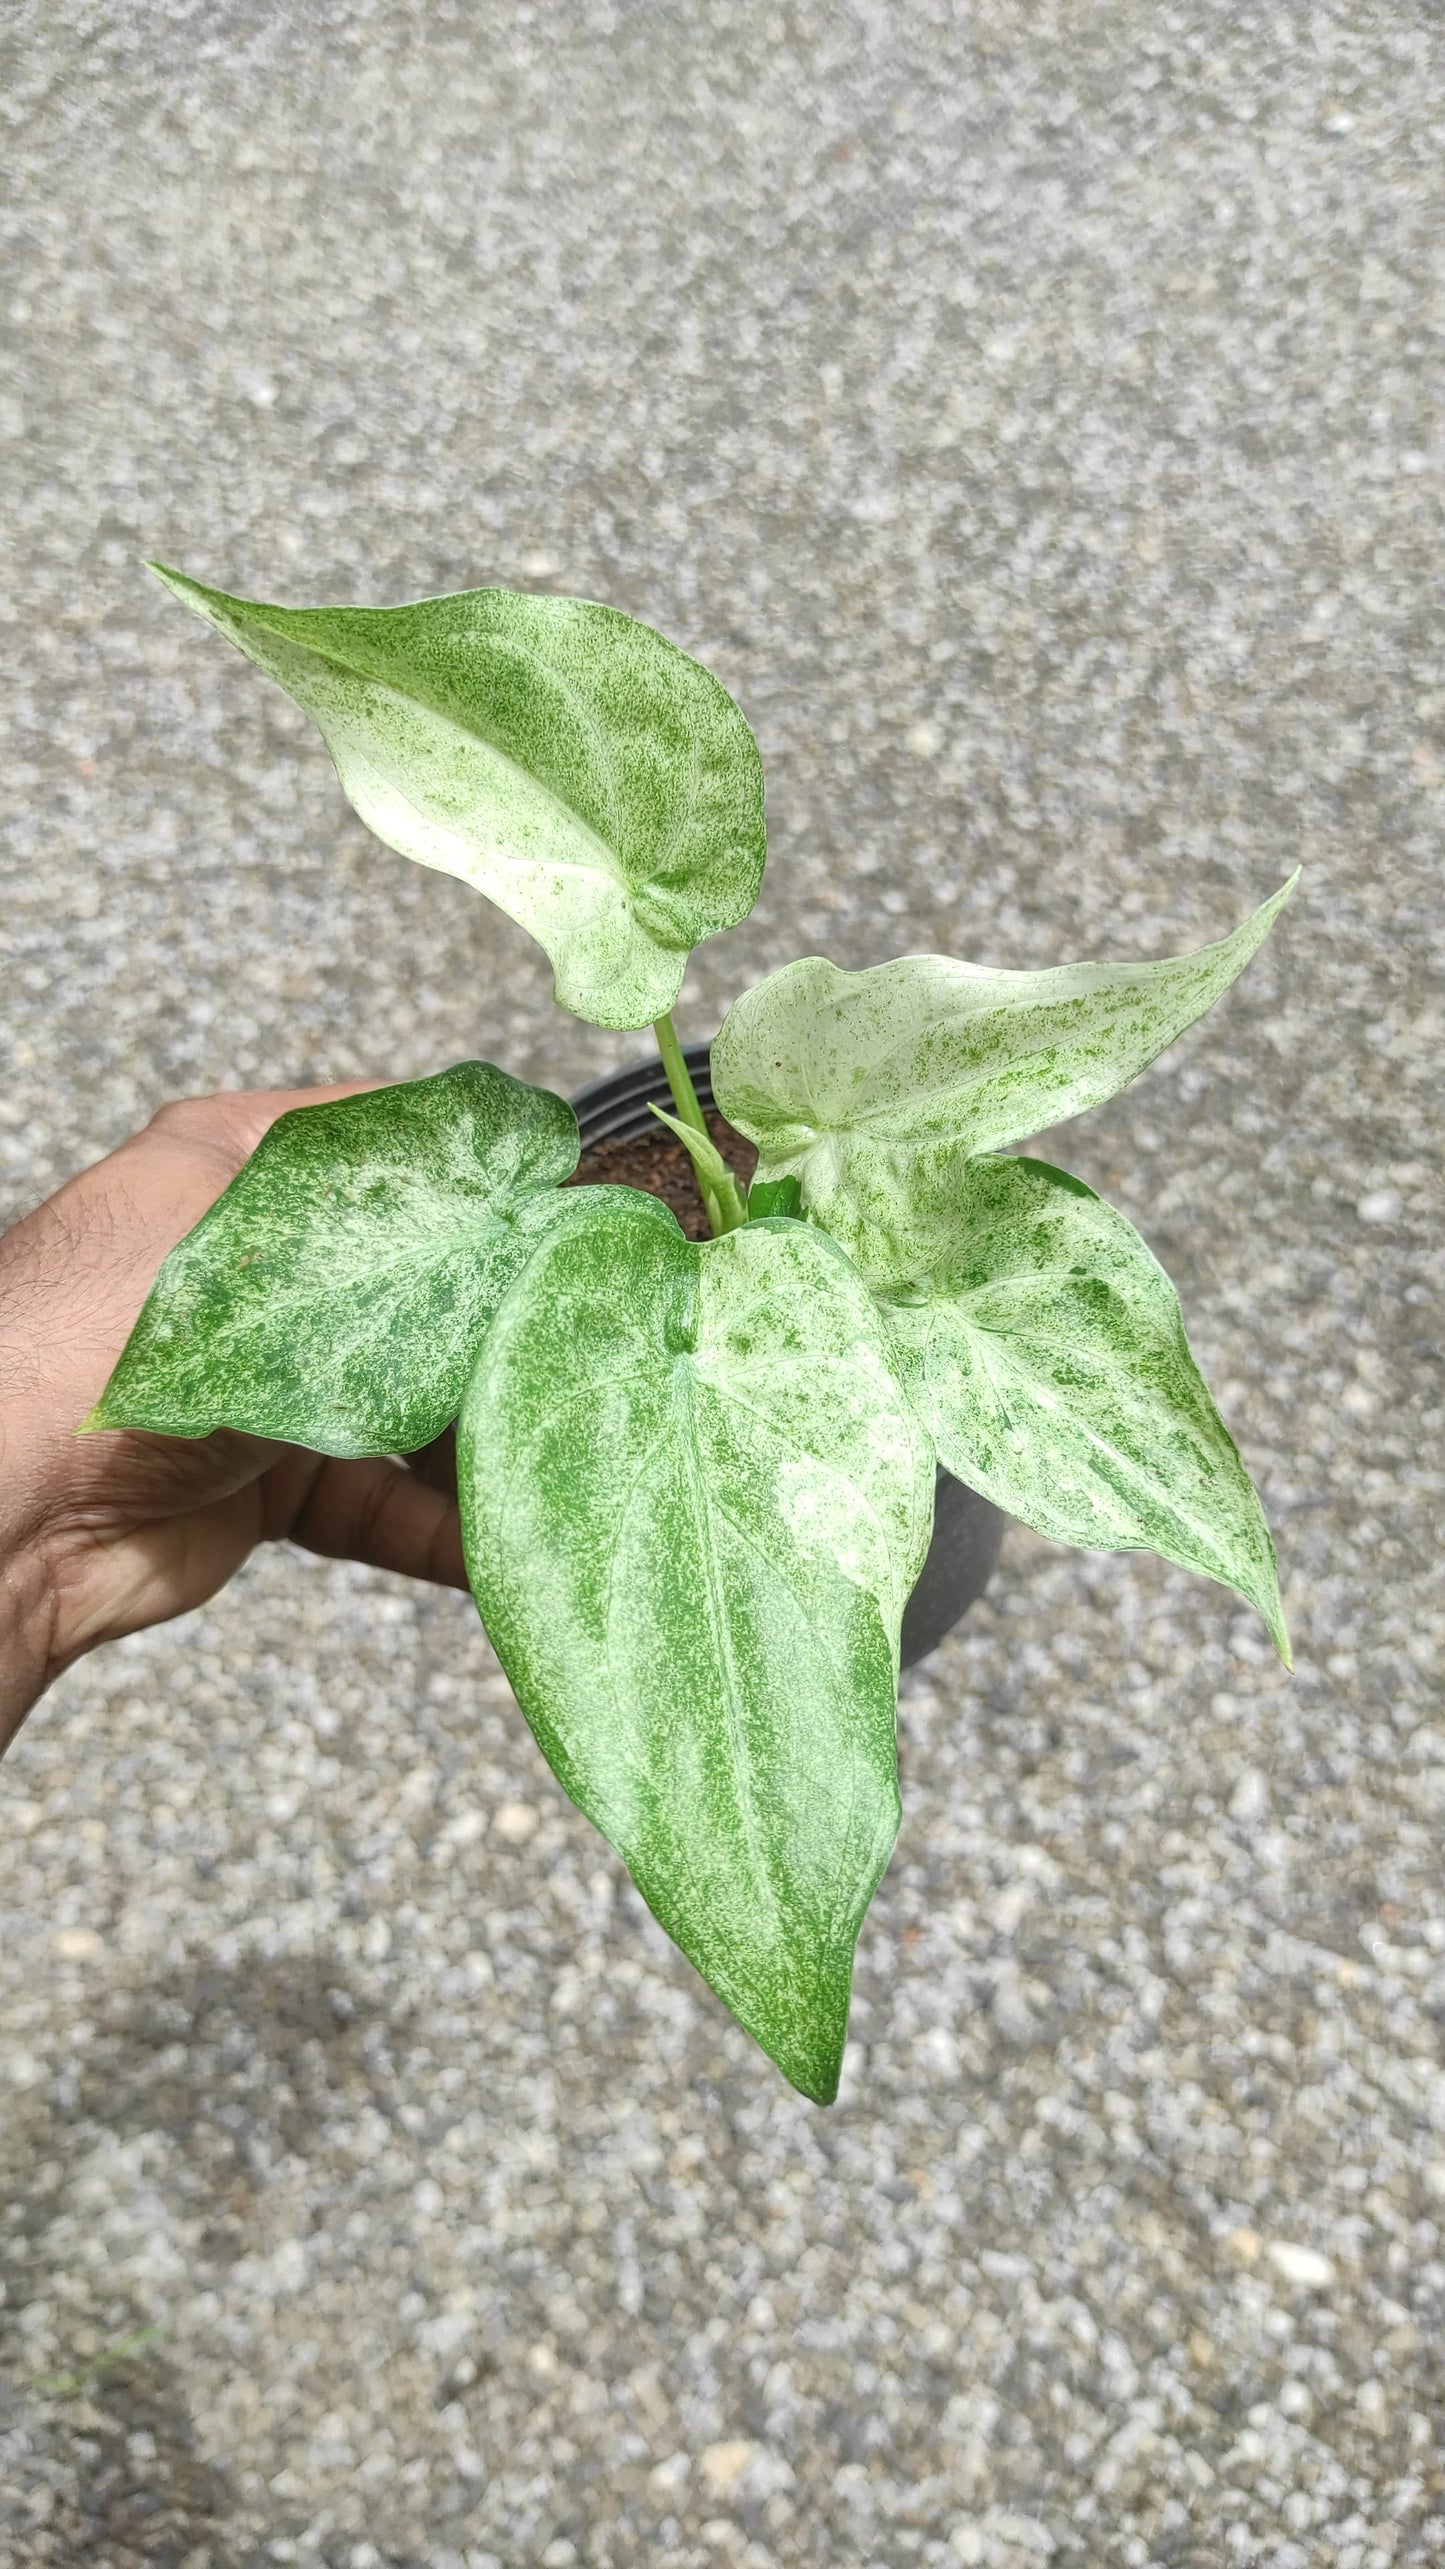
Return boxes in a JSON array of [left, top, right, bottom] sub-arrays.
[[653, 1009, 731, 1237]]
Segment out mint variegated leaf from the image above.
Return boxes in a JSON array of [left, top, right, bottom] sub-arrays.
[[711, 877, 1296, 1268], [457, 1193, 935, 2103], [91, 1062, 641, 1458], [878, 1153, 1289, 1659], [152, 566, 767, 1033]]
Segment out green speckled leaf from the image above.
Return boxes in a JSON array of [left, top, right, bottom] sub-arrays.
[[712, 877, 1297, 1266], [92, 1062, 621, 1457], [880, 1153, 1288, 1659], [457, 1195, 935, 2102], [152, 565, 766, 1032]]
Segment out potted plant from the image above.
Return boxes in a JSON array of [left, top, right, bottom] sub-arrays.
[[91, 568, 1295, 2103]]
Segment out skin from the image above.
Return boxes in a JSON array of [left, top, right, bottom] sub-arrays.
[[0, 1083, 467, 1759]]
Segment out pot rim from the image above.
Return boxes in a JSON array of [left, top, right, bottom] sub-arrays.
[[569, 1039, 716, 1144]]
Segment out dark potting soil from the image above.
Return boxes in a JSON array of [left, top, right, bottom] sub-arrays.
[[568, 1111, 758, 1242]]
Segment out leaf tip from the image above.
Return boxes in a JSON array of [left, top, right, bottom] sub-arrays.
[[764, 2032, 843, 2107], [1255, 1570, 1292, 1668], [146, 558, 219, 618], [798, 2059, 842, 2109], [754, 1992, 851, 2107]]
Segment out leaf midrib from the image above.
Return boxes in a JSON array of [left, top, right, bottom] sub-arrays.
[[813, 989, 1163, 1139], [672, 1363, 778, 1928], [232, 600, 652, 898], [769, 943, 1243, 1146], [168, 1190, 541, 1349], [948, 1319, 1258, 1570]]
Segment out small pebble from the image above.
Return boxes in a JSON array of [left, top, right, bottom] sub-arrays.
[[493, 1802, 539, 1842], [1228, 1768, 1270, 1823], [699, 2440, 757, 2497], [1268, 2242, 1336, 2291]]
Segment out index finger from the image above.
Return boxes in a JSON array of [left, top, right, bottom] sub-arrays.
[[141, 1077, 399, 1176]]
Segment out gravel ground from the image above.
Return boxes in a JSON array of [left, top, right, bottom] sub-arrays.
[[2, 4, 1443, 2564]]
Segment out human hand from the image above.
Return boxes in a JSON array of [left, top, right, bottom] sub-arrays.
[[0, 1084, 466, 1755]]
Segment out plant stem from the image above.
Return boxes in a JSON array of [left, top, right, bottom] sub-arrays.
[[653, 1010, 727, 1238], [653, 1010, 709, 1138]]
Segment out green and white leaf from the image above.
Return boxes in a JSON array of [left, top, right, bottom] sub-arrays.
[[92, 1061, 628, 1458], [457, 1193, 936, 2102], [153, 565, 767, 1032], [712, 877, 1297, 1269], [879, 1152, 1289, 1659]]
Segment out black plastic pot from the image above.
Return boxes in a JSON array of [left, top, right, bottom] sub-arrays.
[[570, 1044, 1004, 1668]]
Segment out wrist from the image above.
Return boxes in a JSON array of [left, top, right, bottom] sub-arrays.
[[0, 1527, 59, 1755]]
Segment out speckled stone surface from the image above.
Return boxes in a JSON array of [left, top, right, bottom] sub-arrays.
[[2, 6, 1442, 2565]]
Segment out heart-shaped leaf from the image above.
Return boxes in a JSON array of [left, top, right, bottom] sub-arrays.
[[712, 877, 1296, 1266], [457, 1193, 935, 2102], [91, 1062, 623, 1457], [879, 1153, 1288, 1658], [152, 566, 767, 1032]]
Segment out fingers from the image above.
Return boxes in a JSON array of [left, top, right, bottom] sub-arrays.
[[38, 1478, 272, 1679], [278, 1452, 468, 1594], [0, 1081, 403, 1421], [143, 1076, 394, 1172], [15, 1441, 467, 1741], [403, 1424, 459, 1498]]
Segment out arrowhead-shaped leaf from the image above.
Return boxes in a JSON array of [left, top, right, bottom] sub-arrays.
[[457, 1194, 936, 2102], [878, 1153, 1289, 1658], [92, 1062, 620, 1457], [152, 566, 767, 1032], [712, 877, 1297, 1266]]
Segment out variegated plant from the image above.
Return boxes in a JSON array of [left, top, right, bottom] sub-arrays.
[[94, 567, 1298, 2101]]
